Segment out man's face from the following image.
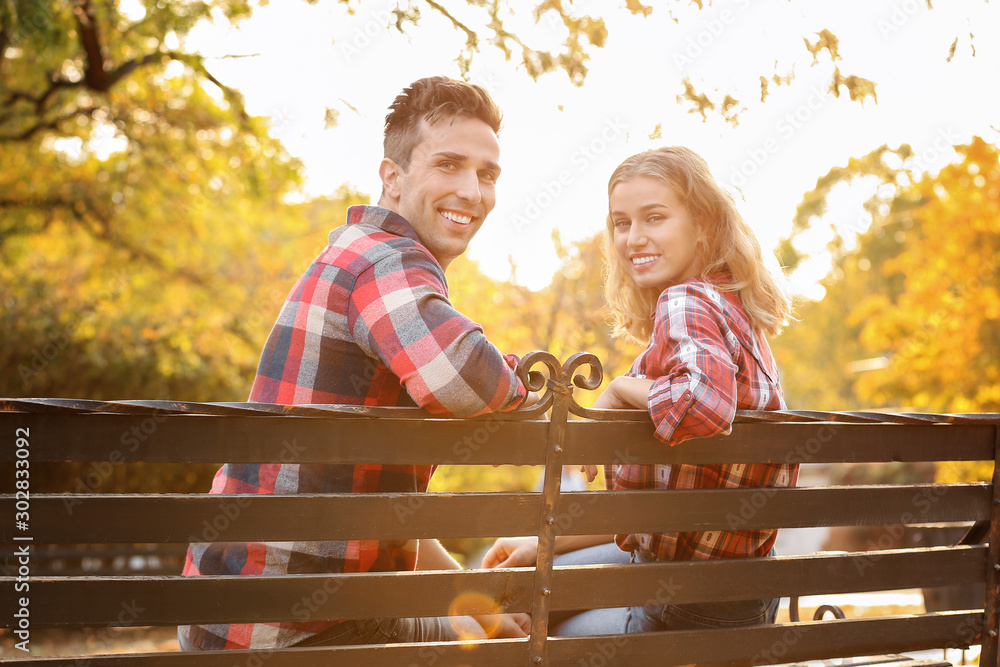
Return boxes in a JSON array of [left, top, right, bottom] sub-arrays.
[[380, 116, 501, 269]]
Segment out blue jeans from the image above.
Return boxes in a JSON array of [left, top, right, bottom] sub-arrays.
[[177, 616, 461, 651], [551, 545, 779, 636]]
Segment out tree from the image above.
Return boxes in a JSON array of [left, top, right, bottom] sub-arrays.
[[851, 138, 1000, 413], [0, 0, 311, 400], [773, 138, 999, 416]]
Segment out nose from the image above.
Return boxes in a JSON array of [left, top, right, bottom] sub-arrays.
[[627, 223, 646, 249], [455, 168, 482, 205]]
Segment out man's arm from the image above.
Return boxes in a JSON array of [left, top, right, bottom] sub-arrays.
[[416, 539, 529, 639], [348, 248, 527, 417], [415, 538, 462, 570]]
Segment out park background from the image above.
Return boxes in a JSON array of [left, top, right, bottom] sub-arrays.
[[1, 2, 999, 652]]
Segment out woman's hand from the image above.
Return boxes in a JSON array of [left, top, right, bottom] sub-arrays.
[[580, 464, 599, 483], [481, 536, 539, 569]]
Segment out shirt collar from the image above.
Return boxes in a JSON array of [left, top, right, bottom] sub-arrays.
[[345, 205, 422, 244], [700, 272, 734, 289]]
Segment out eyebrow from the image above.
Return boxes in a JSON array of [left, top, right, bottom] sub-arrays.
[[610, 202, 670, 216], [431, 151, 501, 173]]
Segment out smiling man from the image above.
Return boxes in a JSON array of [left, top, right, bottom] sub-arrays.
[[179, 76, 529, 652]]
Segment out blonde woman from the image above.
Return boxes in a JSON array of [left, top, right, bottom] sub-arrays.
[[483, 146, 797, 636]]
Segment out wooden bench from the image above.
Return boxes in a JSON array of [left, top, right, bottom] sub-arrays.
[[2, 350, 998, 666]]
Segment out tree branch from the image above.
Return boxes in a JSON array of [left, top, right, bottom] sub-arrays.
[[0, 28, 9, 79], [1, 104, 98, 141], [73, 0, 109, 91], [422, 0, 478, 47]]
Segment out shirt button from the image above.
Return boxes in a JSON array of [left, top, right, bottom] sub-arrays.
[[684, 392, 692, 400]]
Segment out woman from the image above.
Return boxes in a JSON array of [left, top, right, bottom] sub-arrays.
[[482, 146, 797, 635]]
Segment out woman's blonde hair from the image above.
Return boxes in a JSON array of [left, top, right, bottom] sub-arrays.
[[603, 146, 791, 343]]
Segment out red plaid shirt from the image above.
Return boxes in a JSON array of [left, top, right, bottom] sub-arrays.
[[606, 275, 797, 562], [181, 205, 526, 650]]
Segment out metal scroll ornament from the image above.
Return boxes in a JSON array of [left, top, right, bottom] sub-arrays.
[[514, 351, 604, 419]]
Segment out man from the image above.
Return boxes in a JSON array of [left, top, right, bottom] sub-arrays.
[[179, 76, 529, 651]]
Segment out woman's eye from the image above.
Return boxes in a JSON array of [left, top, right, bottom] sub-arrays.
[[614, 219, 630, 229]]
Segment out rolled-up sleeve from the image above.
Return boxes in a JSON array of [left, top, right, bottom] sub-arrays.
[[646, 285, 738, 445], [348, 247, 525, 417]]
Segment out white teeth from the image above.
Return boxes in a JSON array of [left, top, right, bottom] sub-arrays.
[[441, 211, 472, 225], [632, 256, 657, 266]]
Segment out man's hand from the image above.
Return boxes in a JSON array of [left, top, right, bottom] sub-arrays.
[[450, 615, 488, 640], [474, 612, 531, 638], [481, 536, 539, 569]]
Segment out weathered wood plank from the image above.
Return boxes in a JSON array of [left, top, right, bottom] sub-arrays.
[[0, 568, 536, 627], [546, 611, 984, 666], [552, 484, 991, 535], [0, 612, 981, 666], [0, 639, 529, 666], [0, 412, 551, 465], [2, 547, 984, 627], [3, 484, 988, 543], [564, 421, 995, 464], [550, 546, 987, 611], [0, 493, 541, 543], [2, 413, 994, 465]]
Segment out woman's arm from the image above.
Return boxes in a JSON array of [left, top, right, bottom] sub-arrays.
[[593, 376, 655, 410], [580, 378, 656, 482]]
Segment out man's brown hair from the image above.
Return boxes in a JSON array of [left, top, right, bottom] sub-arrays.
[[383, 76, 502, 168]]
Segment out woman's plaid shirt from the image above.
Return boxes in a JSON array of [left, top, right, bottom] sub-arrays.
[[607, 275, 798, 563], [181, 205, 526, 650]]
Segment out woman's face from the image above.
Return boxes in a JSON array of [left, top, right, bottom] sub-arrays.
[[610, 176, 702, 293]]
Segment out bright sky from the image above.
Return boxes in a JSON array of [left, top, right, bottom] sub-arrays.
[[182, 0, 1000, 292]]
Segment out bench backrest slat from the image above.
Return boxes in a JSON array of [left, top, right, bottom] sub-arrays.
[[4, 413, 995, 465], [547, 611, 982, 666], [6, 484, 991, 544], [3, 546, 986, 628]]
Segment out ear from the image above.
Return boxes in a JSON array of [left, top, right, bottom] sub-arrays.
[[379, 158, 403, 203]]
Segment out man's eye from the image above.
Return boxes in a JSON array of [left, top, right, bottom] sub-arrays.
[[481, 172, 498, 183]]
